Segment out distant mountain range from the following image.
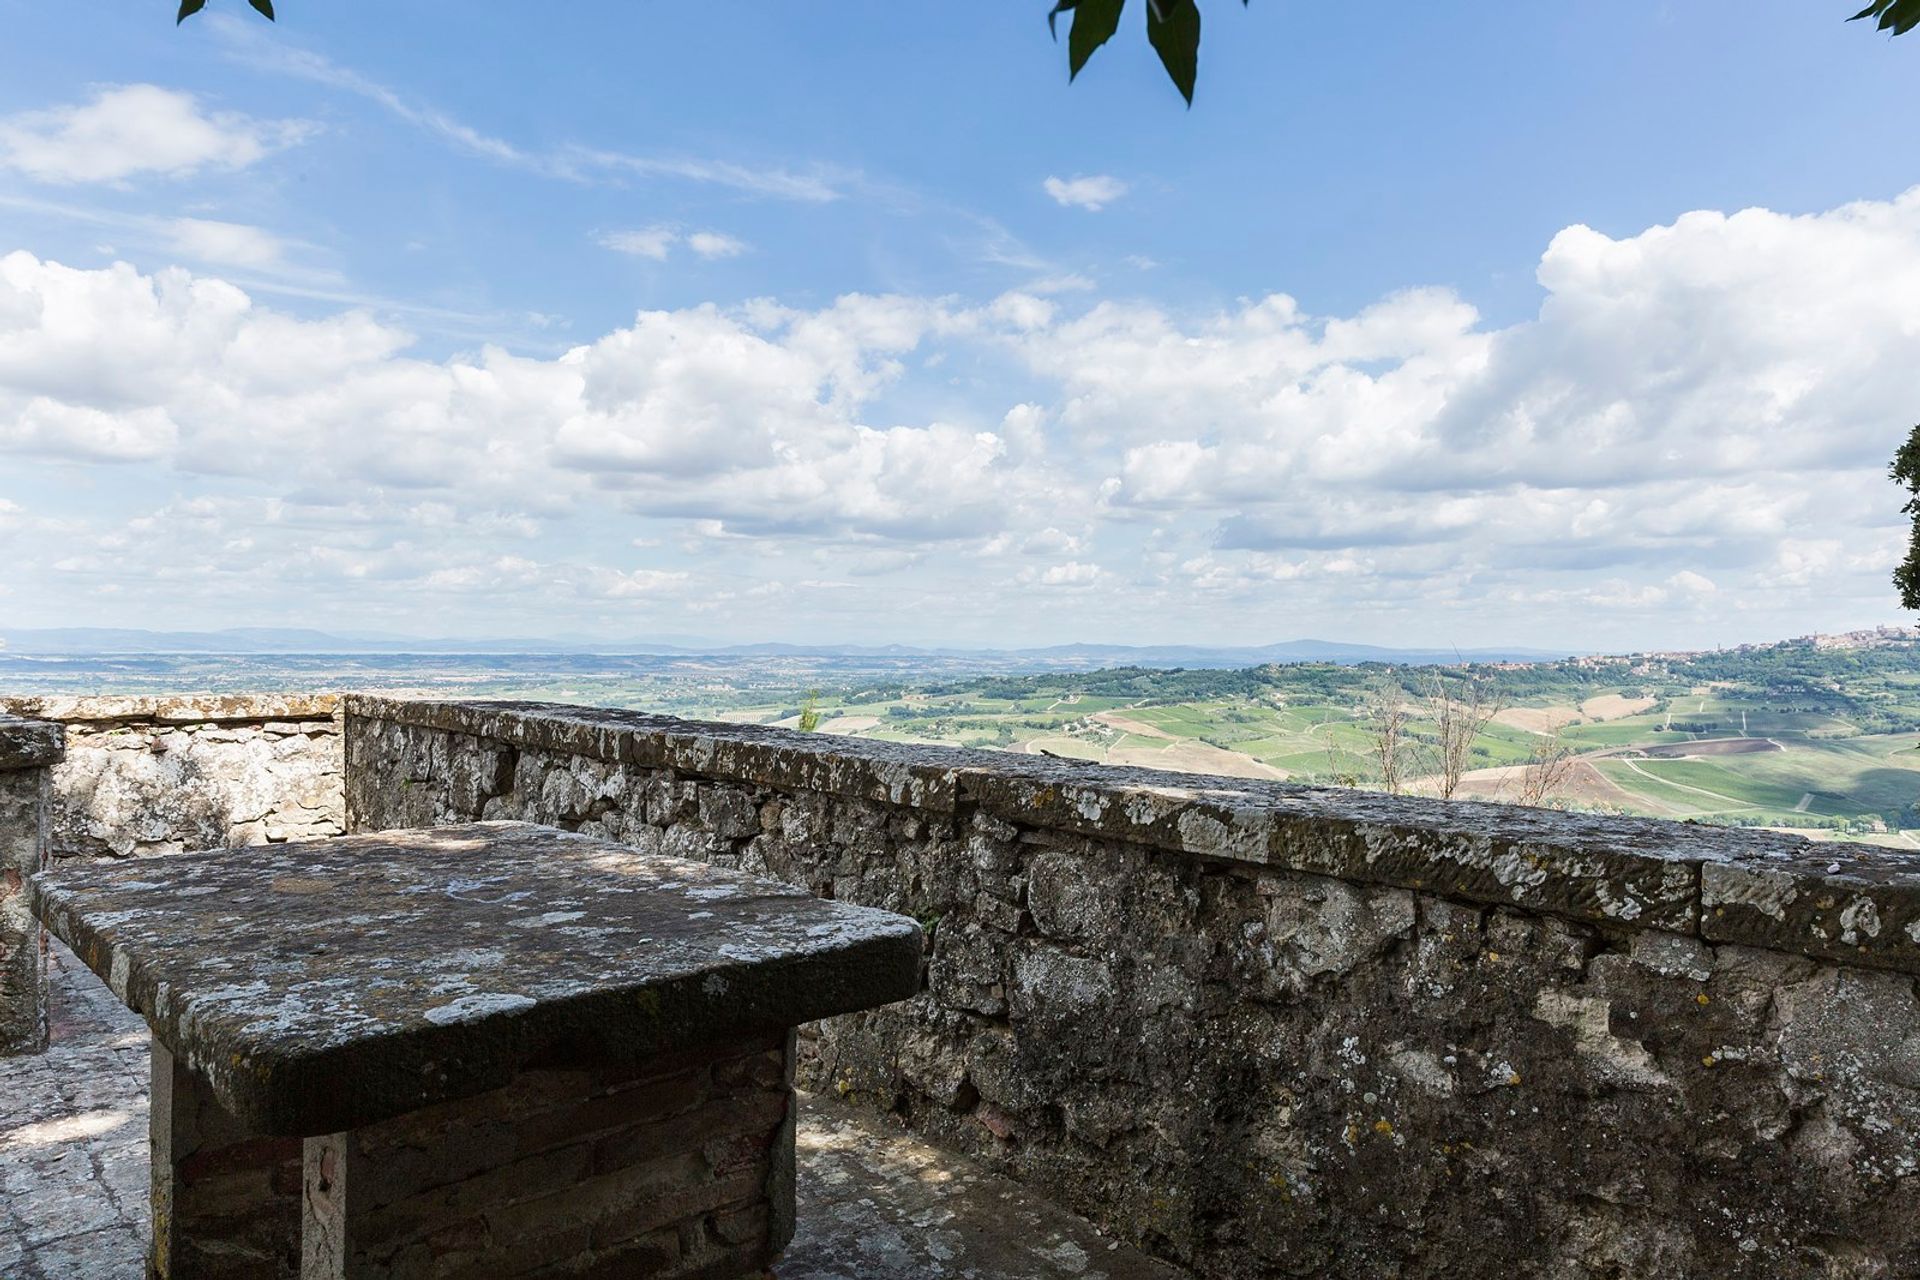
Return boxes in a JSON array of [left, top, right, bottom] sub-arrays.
[[0, 626, 1572, 668]]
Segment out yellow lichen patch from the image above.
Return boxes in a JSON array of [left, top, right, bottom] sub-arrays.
[[1373, 1119, 1394, 1135], [1701, 1055, 1718, 1068], [1694, 992, 1711, 1007], [1507, 1072, 1523, 1086]]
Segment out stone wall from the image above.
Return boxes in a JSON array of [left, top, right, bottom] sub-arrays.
[[0, 695, 345, 862], [344, 696, 1920, 1280], [0, 715, 61, 1055]]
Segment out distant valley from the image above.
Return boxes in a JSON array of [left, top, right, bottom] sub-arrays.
[[3, 626, 1916, 848]]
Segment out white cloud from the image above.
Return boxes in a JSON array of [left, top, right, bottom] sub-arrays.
[[685, 231, 749, 260], [1044, 174, 1128, 211], [163, 218, 292, 271], [598, 227, 749, 261], [0, 85, 312, 184], [1019, 561, 1103, 587], [598, 227, 677, 261]]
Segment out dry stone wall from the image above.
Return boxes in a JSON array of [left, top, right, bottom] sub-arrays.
[[0, 695, 345, 862], [345, 696, 1920, 1280]]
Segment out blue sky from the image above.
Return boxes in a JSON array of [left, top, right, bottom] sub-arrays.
[[0, 1, 1916, 650]]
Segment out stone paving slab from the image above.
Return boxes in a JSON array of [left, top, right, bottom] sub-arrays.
[[31, 822, 923, 1135], [1, 943, 1182, 1280]]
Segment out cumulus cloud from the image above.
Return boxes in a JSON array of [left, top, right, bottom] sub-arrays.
[[4, 187, 1919, 643], [1044, 174, 1128, 211], [0, 85, 312, 184], [0, 252, 1048, 546]]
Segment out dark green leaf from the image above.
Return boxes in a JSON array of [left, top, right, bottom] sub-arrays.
[[1895, 424, 1920, 610], [1146, 0, 1201, 104], [1068, 0, 1126, 79], [176, 0, 206, 23], [250, 0, 276, 18], [1851, 0, 1920, 34], [1048, 1, 1076, 41]]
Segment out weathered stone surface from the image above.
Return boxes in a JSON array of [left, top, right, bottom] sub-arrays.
[[1701, 837, 1920, 970], [1, 694, 338, 726], [0, 713, 64, 771], [31, 822, 923, 1136], [342, 697, 1920, 1280], [0, 695, 345, 862]]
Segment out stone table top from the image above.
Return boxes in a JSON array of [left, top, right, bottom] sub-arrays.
[[29, 822, 923, 1136]]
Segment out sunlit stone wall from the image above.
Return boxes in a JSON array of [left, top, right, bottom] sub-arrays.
[[0, 695, 345, 862], [343, 695, 1920, 1280]]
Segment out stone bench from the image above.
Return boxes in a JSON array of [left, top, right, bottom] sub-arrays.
[[29, 821, 924, 1279]]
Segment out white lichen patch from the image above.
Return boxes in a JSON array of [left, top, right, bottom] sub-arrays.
[[423, 992, 537, 1025], [1490, 848, 1551, 895], [1593, 879, 1645, 922], [1052, 785, 1106, 827], [507, 911, 586, 928], [1839, 898, 1882, 945]]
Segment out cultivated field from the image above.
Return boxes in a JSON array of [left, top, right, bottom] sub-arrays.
[[744, 645, 1920, 847]]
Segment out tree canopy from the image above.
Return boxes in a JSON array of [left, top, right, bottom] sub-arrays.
[[179, 0, 1920, 105], [1894, 427, 1920, 611]]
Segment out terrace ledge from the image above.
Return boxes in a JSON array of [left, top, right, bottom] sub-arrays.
[[346, 695, 1920, 976]]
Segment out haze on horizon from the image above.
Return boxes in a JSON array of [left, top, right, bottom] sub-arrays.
[[1, 2, 1916, 653]]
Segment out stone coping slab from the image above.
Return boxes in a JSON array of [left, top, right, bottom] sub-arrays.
[[29, 822, 923, 1136], [347, 697, 1920, 975], [349, 695, 967, 812], [0, 693, 339, 725], [0, 713, 64, 770]]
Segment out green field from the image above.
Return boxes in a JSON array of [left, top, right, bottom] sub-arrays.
[[721, 643, 1920, 846]]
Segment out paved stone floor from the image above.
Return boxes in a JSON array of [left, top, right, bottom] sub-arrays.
[[1, 944, 1183, 1280]]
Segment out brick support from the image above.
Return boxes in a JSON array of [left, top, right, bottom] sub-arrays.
[[300, 1033, 794, 1279], [149, 1040, 303, 1280]]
